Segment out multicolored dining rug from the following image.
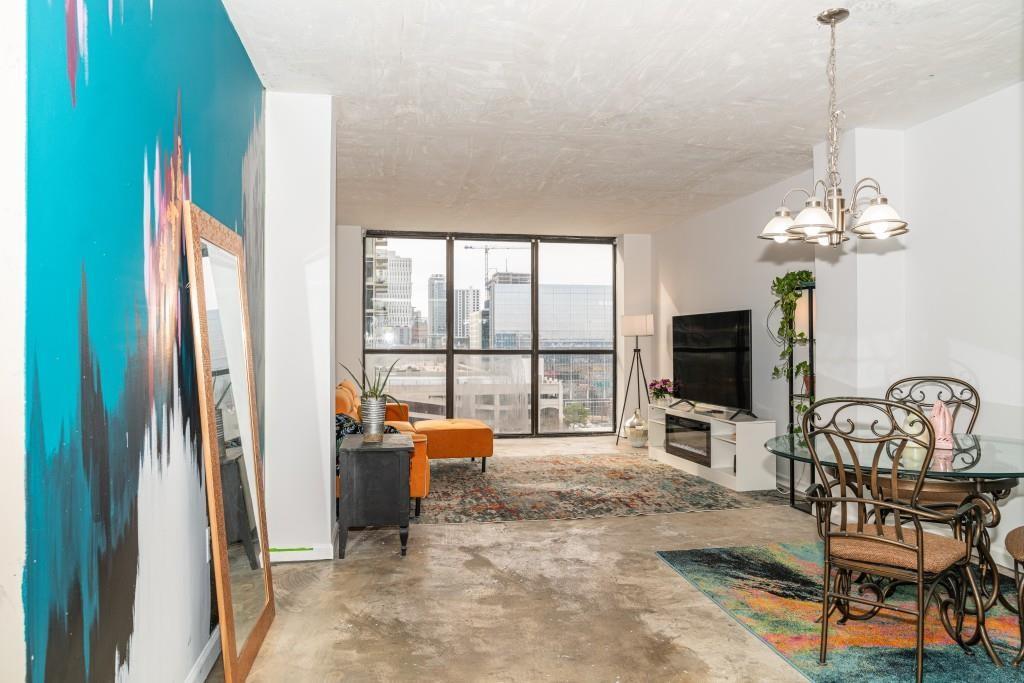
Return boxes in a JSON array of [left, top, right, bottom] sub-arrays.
[[657, 542, 1022, 682], [415, 453, 784, 524]]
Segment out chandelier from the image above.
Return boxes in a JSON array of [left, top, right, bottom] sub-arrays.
[[758, 8, 908, 247]]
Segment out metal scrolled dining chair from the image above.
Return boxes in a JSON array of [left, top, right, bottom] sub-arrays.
[[883, 376, 982, 511], [886, 375, 980, 434], [1006, 527, 1024, 666], [803, 397, 993, 683]]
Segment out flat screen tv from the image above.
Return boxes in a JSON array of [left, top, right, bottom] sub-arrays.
[[672, 310, 752, 412]]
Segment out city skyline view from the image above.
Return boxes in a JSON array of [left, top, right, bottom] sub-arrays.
[[363, 236, 616, 434], [365, 238, 613, 351]]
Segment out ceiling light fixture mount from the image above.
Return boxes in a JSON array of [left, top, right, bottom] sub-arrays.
[[758, 8, 908, 247]]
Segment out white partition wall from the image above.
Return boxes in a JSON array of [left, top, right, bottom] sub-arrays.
[[617, 234, 654, 433], [264, 92, 337, 562], [335, 225, 363, 379], [0, 0, 26, 676], [812, 128, 908, 401]]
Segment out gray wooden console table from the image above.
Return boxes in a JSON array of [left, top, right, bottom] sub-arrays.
[[337, 434, 412, 558]]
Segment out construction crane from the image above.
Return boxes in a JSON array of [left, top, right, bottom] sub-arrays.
[[462, 243, 530, 285]]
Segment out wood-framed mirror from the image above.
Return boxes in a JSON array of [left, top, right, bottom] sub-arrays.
[[183, 201, 274, 681]]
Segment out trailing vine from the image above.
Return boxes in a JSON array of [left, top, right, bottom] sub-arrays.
[[768, 270, 815, 430]]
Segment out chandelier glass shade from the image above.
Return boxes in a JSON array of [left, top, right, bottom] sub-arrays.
[[851, 195, 908, 239], [758, 8, 908, 248], [757, 207, 799, 242], [790, 198, 836, 238]]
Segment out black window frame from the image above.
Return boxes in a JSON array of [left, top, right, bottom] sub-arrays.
[[362, 230, 617, 437]]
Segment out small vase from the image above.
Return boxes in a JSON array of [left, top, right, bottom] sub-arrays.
[[361, 397, 386, 443], [624, 408, 648, 447]]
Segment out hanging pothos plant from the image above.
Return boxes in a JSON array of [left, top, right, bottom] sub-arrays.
[[768, 270, 815, 430]]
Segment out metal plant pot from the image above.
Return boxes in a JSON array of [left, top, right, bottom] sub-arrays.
[[361, 397, 386, 443]]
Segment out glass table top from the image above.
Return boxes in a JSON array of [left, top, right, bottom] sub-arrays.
[[765, 433, 1024, 480]]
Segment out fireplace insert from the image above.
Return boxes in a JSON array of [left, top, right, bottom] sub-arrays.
[[665, 414, 711, 466]]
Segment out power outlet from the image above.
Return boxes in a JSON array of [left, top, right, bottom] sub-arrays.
[[205, 527, 211, 562]]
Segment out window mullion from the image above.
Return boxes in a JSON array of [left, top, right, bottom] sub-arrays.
[[530, 239, 539, 436], [445, 237, 454, 419]]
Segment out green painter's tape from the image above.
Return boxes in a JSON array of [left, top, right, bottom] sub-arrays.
[[269, 547, 314, 552]]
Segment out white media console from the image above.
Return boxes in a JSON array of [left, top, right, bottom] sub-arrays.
[[647, 403, 777, 492]]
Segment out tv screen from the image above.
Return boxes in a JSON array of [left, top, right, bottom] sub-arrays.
[[672, 310, 752, 411]]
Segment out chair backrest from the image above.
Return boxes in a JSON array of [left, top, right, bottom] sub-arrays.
[[802, 397, 936, 540], [885, 376, 980, 434]]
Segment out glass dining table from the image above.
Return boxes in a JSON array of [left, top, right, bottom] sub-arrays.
[[766, 432, 1024, 490], [766, 431, 1024, 665]]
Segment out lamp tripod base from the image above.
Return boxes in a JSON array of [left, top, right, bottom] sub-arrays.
[[616, 339, 650, 446]]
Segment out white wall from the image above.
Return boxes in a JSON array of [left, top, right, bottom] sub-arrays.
[[652, 170, 816, 431], [616, 234, 654, 433], [812, 129, 910, 401], [0, 0, 26, 677], [264, 92, 337, 562], [335, 225, 363, 380], [903, 82, 1024, 564]]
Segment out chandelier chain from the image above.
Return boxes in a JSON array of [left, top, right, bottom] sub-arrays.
[[756, 8, 908, 246], [826, 18, 843, 189]]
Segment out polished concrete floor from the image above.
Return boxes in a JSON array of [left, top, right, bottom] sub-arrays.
[[212, 437, 814, 682]]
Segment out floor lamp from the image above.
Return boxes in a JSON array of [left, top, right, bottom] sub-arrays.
[[617, 313, 654, 445]]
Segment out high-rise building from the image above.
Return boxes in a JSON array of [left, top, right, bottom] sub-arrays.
[[410, 308, 427, 347], [538, 283, 613, 348], [427, 274, 446, 347], [487, 272, 531, 349], [453, 287, 480, 346], [364, 237, 414, 346], [468, 306, 489, 350]]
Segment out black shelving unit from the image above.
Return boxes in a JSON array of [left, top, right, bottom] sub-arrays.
[[787, 281, 815, 512]]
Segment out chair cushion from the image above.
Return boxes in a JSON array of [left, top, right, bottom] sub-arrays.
[[414, 419, 493, 459], [1006, 527, 1024, 562], [830, 525, 967, 574]]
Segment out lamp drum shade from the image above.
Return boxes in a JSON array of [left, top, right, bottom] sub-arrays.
[[622, 313, 654, 337]]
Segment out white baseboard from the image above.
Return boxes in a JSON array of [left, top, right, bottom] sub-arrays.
[[269, 543, 334, 563], [185, 627, 221, 683]]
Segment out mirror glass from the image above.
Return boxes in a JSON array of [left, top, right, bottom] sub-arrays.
[[202, 239, 267, 654]]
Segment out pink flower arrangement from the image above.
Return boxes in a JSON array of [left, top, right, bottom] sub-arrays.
[[648, 378, 675, 401]]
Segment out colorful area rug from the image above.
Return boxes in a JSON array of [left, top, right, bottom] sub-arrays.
[[416, 453, 784, 524], [657, 542, 1022, 682]]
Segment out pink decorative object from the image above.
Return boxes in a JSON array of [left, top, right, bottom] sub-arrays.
[[931, 450, 954, 472], [930, 401, 954, 450]]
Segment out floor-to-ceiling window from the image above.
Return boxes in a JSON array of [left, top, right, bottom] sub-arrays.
[[363, 232, 616, 436]]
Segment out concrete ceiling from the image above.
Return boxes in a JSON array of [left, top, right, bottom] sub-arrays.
[[225, 0, 1023, 235]]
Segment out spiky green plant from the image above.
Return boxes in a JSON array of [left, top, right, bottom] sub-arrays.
[[339, 358, 400, 403]]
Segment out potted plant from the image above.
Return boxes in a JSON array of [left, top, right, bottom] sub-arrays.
[[768, 270, 814, 431], [648, 378, 675, 406], [339, 359, 399, 442]]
